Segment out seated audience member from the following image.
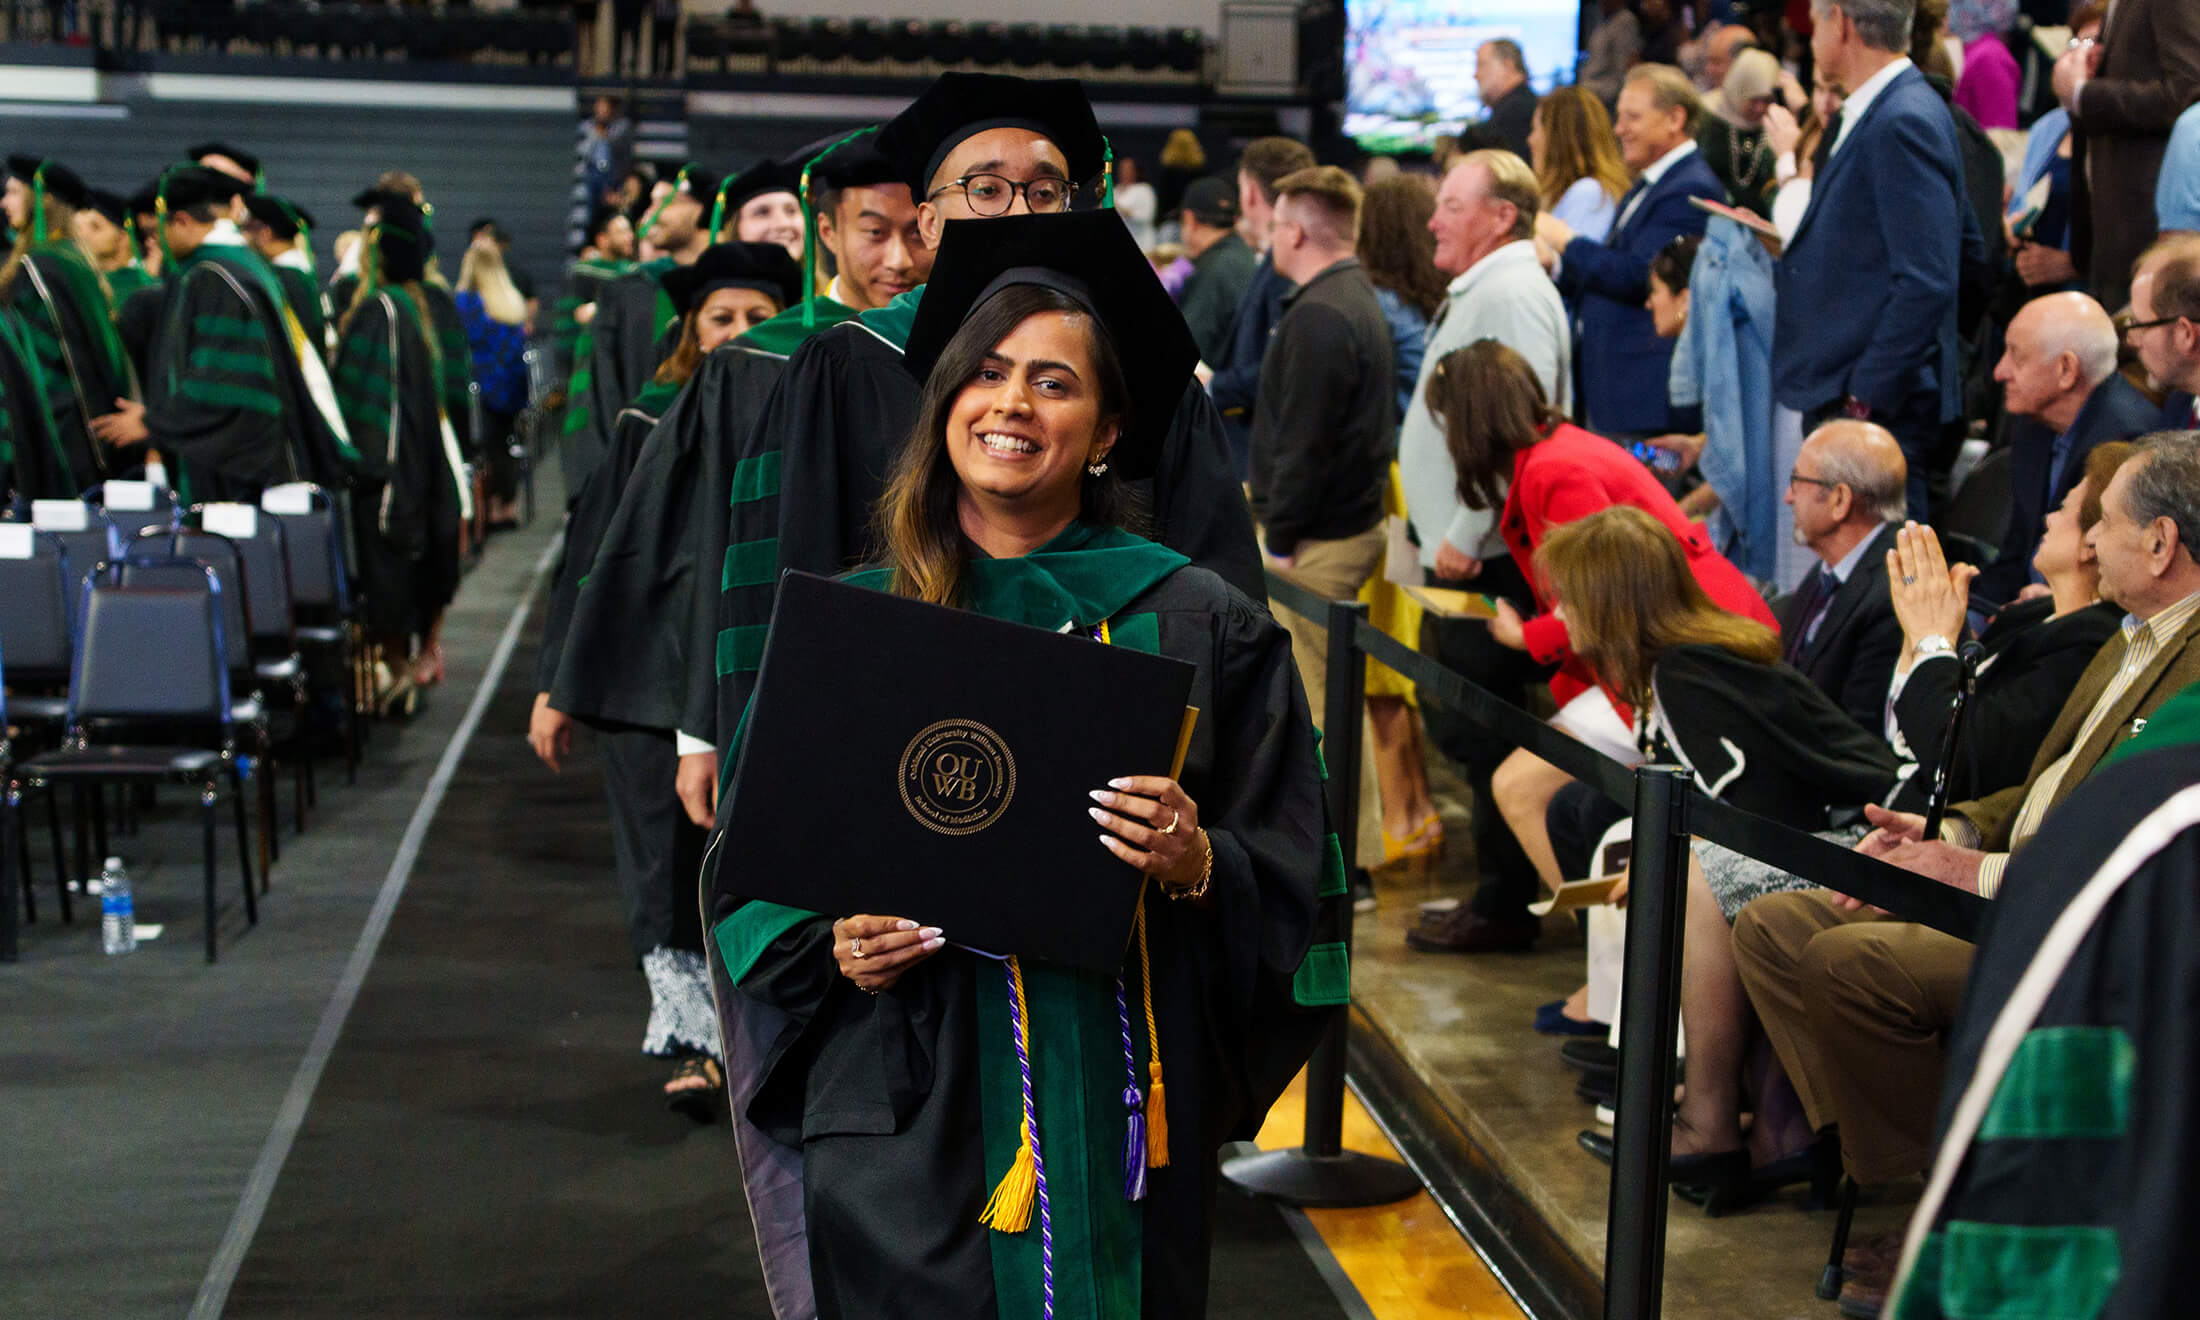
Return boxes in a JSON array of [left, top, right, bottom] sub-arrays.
[[1398, 150, 1575, 939], [1697, 48, 1783, 217], [1734, 430, 2200, 1313], [2129, 235, 2200, 432], [1458, 38, 1538, 160], [1780, 422, 1908, 731], [1885, 444, 2134, 813], [1537, 63, 1721, 442], [1529, 85, 1630, 244], [1539, 508, 1896, 1206], [1406, 340, 1776, 954], [1174, 176, 1257, 367], [1974, 292, 2160, 608]]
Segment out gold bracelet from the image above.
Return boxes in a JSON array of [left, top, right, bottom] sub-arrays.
[[1166, 828, 1213, 901]]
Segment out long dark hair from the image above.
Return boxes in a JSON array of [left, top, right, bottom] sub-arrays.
[[1356, 177, 1446, 320], [874, 283, 1141, 606], [1425, 338, 1558, 512]]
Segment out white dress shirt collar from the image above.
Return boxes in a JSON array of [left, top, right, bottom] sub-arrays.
[[1831, 56, 1913, 157]]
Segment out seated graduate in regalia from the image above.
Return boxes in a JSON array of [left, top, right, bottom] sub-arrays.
[[709, 210, 1347, 1319]]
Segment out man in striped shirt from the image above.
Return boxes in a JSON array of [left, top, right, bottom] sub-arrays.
[[1731, 429, 2200, 1312]]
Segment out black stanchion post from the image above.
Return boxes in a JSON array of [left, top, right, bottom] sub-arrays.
[[1222, 598, 1420, 1207], [1603, 764, 1695, 1320]]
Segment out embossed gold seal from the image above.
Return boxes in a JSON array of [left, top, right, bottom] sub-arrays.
[[898, 719, 1017, 836]]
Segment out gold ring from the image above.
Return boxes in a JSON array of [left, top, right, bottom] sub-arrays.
[[1159, 810, 1181, 836], [850, 938, 867, 959]]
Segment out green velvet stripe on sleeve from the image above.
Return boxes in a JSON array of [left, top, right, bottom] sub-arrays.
[[711, 900, 821, 985], [728, 449, 782, 505], [716, 624, 769, 679], [1977, 1026, 2134, 1142], [721, 537, 778, 591]]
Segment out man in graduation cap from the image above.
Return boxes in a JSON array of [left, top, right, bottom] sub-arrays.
[[559, 161, 726, 497], [2, 154, 140, 494], [553, 202, 634, 386], [683, 73, 1261, 811], [189, 141, 260, 186], [241, 192, 327, 359], [88, 165, 353, 500], [74, 189, 154, 301]]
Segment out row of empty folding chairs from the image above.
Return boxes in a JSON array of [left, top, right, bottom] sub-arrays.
[[1, 480, 361, 963]]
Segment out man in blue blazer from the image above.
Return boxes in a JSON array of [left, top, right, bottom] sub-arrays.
[[1775, 0, 1974, 523], [1538, 63, 1723, 439]]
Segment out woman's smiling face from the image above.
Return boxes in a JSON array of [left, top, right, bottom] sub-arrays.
[[945, 308, 1118, 515]]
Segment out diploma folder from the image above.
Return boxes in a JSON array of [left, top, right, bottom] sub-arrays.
[[723, 570, 1198, 973]]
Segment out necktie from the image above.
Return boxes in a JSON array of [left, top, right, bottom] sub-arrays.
[[1785, 566, 1832, 662], [1612, 177, 1651, 236], [1813, 110, 1844, 175]]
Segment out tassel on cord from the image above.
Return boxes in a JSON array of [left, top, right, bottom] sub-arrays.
[[31, 164, 48, 244], [1114, 932, 1147, 1201], [981, 956, 1045, 1235], [1100, 136, 1116, 209], [707, 175, 735, 244], [796, 126, 872, 328], [1135, 897, 1169, 1167]]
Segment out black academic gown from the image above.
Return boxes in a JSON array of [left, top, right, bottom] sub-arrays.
[[703, 312, 1265, 766], [2, 246, 136, 491], [335, 288, 453, 636], [551, 345, 792, 735], [144, 246, 322, 502], [273, 262, 329, 364], [0, 305, 73, 500], [116, 281, 166, 385], [1892, 742, 2200, 1319], [718, 566, 1336, 1320], [561, 263, 674, 499]]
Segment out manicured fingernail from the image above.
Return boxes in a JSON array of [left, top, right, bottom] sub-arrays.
[[919, 927, 942, 940], [1089, 789, 1112, 805], [896, 920, 918, 931], [1109, 777, 1132, 789], [923, 937, 945, 951], [1088, 806, 1108, 823]]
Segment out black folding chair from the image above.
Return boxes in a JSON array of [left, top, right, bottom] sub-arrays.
[[123, 529, 282, 881], [0, 526, 84, 921], [185, 505, 316, 834], [82, 480, 179, 546], [17, 563, 257, 962], [259, 483, 362, 781]]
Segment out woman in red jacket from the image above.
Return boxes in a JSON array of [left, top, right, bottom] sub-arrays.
[[1424, 340, 1779, 1023]]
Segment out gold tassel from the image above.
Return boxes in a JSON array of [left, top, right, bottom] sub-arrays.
[[1135, 898, 1169, 1168], [981, 956, 1040, 1233], [981, 1118, 1039, 1232]]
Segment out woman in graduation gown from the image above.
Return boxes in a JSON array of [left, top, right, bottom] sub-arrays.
[[710, 211, 1344, 1319], [529, 241, 802, 1115], [333, 198, 461, 713]]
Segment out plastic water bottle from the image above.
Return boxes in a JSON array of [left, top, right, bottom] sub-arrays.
[[100, 857, 136, 956]]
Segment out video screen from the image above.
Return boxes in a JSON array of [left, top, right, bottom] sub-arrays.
[[1345, 0, 1583, 154]]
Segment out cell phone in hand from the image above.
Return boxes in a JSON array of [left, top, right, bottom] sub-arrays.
[[1630, 440, 1682, 474]]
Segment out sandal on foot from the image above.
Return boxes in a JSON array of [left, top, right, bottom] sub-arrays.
[[665, 1055, 723, 1124]]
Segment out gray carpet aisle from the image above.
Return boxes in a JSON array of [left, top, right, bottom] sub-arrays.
[[4, 500, 1356, 1319]]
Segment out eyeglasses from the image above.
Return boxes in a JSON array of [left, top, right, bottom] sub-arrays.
[[2122, 314, 2188, 339], [927, 173, 1076, 217], [2065, 34, 2097, 54], [1787, 470, 1841, 491]]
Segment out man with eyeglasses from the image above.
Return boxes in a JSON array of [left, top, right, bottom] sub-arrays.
[[2126, 234, 2200, 433], [1779, 420, 1909, 730]]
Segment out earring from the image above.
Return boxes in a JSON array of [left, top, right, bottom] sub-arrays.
[[1086, 460, 1109, 476]]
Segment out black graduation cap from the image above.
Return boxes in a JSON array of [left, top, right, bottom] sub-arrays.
[[85, 188, 131, 229], [187, 141, 261, 180], [904, 211, 1195, 480], [370, 196, 435, 283], [667, 162, 726, 208], [805, 128, 901, 196], [126, 181, 161, 218], [874, 73, 1107, 199], [350, 185, 408, 212], [659, 241, 805, 318], [158, 165, 249, 214], [6, 155, 90, 211], [721, 157, 803, 215], [242, 192, 315, 240]]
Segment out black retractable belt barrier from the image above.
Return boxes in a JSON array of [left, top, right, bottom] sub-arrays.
[[1234, 570, 1994, 1315], [1221, 588, 1422, 1208]]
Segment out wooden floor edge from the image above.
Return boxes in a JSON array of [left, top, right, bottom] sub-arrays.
[[1344, 1002, 1607, 1320]]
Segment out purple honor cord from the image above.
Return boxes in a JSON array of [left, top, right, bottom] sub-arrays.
[[1003, 958, 1057, 1319], [1116, 975, 1148, 1202]]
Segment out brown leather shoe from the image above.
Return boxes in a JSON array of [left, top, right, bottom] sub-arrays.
[[1837, 1231, 1905, 1318], [1404, 909, 1539, 953]]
